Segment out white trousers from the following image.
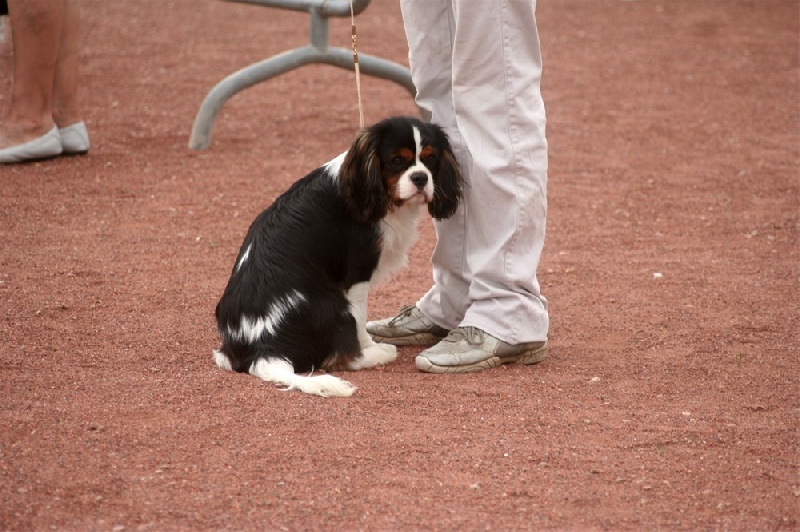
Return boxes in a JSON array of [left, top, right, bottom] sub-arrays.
[[400, 0, 549, 344]]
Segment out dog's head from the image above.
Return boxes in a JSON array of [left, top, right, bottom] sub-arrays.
[[338, 116, 463, 223]]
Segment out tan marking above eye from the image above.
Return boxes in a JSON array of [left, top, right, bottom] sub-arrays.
[[397, 148, 413, 160], [420, 146, 434, 158]]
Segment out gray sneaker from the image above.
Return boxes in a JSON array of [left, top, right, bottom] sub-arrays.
[[367, 305, 449, 346], [416, 326, 547, 374]]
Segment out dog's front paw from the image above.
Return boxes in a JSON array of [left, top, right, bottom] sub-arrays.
[[350, 343, 398, 370], [371, 342, 397, 359]]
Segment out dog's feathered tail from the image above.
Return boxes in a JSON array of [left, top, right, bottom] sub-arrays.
[[213, 350, 356, 398]]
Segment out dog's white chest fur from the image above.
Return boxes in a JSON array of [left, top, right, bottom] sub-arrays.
[[372, 204, 423, 286]]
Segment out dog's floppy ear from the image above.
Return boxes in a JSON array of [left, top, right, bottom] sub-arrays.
[[429, 140, 463, 220], [338, 128, 388, 223]]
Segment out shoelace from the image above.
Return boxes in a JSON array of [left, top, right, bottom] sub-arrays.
[[444, 326, 485, 345], [389, 305, 417, 326]]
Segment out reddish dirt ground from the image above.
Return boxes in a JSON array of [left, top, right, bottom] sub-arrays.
[[1, 1, 798, 530]]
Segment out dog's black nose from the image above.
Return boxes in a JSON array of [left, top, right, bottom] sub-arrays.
[[410, 172, 428, 189]]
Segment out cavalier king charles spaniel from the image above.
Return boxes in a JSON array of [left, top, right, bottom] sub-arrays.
[[213, 116, 462, 397]]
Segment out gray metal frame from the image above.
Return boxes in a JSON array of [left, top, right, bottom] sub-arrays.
[[188, 0, 416, 150]]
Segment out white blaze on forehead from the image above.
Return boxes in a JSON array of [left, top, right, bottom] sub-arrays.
[[396, 125, 434, 201], [413, 125, 423, 166]]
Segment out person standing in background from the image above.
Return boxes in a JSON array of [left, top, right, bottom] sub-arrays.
[[0, 0, 90, 164]]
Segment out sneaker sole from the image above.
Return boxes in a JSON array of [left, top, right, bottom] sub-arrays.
[[369, 332, 446, 347], [416, 344, 548, 374]]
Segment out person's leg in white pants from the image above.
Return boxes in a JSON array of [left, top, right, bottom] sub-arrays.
[[402, 0, 549, 347]]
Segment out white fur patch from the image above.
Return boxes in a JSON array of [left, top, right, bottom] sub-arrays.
[[346, 282, 373, 349], [235, 243, 252, 273], [213, 349, 233, 370], [345, 283, 398, 369], [249, 358, 356, 398], [226, 290, 306, 343], [372, 203, 423, 286], [350, 343, 397, 370], [323, 152, 347, 179]]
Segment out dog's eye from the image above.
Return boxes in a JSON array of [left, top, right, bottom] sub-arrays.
[[390, 156, 406, 168], [422, 153, 438, 165]]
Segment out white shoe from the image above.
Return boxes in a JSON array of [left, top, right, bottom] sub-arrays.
[[0, 127, 63, 164], [415, 326, 547, 374], [366, 305, 449, 346], [58, 121, 90, 155]]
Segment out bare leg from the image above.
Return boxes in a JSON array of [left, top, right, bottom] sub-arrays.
[[0, 0, 63, 149], [51, 0, 82, 128]]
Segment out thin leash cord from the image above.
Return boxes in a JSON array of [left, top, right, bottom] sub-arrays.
[[349, 0, 365, 129]]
